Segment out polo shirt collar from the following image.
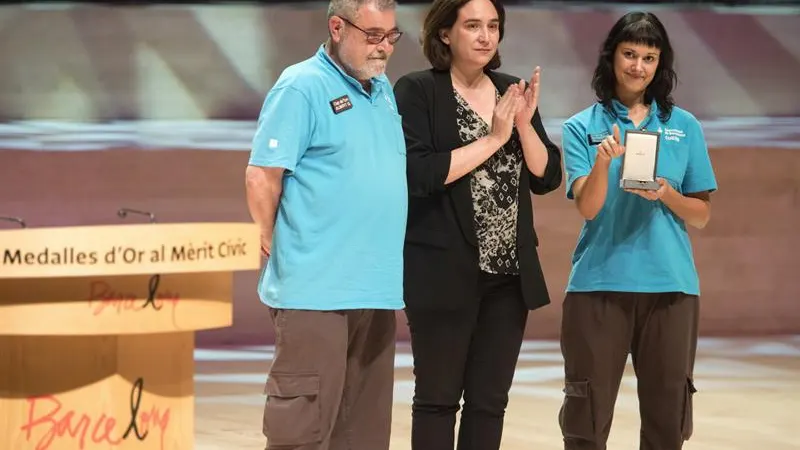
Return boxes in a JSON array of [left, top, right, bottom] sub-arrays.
[[603, 98, 660, 130], [316, 44, 386, 97], [607, 98, 658, 120]]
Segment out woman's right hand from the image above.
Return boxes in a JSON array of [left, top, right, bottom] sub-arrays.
[[489, 85, 522, 146], [596, 124, 625, 162]]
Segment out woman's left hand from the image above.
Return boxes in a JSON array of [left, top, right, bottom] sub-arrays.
[[514, 66, 541, 128], [624, 178, 672, 201]]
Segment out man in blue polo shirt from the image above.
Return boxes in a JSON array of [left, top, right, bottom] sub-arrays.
[[244, 1, 405, 448]]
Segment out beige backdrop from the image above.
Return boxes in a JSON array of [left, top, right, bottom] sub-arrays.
[[0, 4, 798, 121], [1, 146, 797, 345]]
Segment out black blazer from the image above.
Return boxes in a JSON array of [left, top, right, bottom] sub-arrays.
[[393, 68, 562, 311]]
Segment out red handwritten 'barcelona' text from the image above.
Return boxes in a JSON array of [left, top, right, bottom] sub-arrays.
[[88, 280, 179, 316], [19, 379, 171, 449]]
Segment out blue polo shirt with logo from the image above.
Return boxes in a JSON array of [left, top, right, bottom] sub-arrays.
[[248, 44, 408, 311], [562, 99, 718, 295]]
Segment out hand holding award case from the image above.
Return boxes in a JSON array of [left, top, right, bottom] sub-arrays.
[[620, 129, 660, 191]]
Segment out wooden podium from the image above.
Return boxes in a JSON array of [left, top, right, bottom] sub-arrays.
[[0, 221, 261, 450]]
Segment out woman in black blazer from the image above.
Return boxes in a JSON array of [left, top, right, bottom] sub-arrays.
[[393, 0, 562, 448]]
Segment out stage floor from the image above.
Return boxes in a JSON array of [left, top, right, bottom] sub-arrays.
[[193, 335, 800, 449]]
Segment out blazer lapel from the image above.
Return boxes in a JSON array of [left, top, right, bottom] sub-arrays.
[[431, 70, 478, 247]]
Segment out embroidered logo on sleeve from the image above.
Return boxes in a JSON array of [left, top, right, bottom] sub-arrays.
[[268, 138, 279, 148], [330, 95, 353, 115], [383, 92, 397, 113]]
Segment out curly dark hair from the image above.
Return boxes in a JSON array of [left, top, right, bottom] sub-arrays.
[[591, 11, 677, 121], [420, 0, 506, 71]]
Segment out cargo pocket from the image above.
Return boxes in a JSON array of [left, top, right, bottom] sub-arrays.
[[681, 377, 697, 440], [263, 372, 321, 446], [558, 380, 595, 441]]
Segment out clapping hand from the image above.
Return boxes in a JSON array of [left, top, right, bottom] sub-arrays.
[[489, 83, 524, 145], [513, 66, 541, 128]]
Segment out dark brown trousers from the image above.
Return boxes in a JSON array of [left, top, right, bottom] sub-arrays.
[[262, 308, 396, 450], [558, 292, 699, 450]]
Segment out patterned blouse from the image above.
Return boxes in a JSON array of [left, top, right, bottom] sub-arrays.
[[453, 87, 522, 275]]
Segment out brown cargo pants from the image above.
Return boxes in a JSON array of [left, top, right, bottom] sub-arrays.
[[558, 291, 699, 450], [262, 308, 396, 450]]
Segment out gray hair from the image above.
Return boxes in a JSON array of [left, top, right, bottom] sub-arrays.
[[327, 0, 396, 20]]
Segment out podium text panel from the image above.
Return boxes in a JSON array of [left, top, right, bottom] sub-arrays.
[[0, 222, 261, 279]]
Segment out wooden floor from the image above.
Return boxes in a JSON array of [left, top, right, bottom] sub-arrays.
[[194, 335, 800, 449]]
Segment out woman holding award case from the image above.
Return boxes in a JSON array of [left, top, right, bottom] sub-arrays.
[[558, 11, 718, 450]]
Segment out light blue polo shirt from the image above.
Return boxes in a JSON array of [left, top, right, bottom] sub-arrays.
[[562, 99, 718, 295], [248, 44, 408, 311]]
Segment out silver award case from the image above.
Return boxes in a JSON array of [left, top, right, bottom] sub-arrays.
[[619, 129, 660, 191]]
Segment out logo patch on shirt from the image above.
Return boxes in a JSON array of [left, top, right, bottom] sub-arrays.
[[329, 95, 353, 115], [663, 127, 685, 143], [587, 131, 610, 145]]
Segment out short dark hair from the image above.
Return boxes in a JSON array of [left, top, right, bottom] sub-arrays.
[[420, 0, 505, 71], [591, 11, 677, 121]]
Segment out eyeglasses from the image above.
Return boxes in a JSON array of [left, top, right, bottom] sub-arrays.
[[339, 16, 403, 45]]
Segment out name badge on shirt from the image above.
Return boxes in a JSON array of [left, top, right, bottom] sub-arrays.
[[330, 95, 353, 115], [587, 131, 610, 145]]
